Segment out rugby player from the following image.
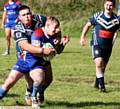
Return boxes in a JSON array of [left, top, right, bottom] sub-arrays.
[[1, 0, 22, 55], [0, 5, 70, 107], [80, 0, 119, 92], [0, 16, 69, 107], [13, 5, 47, 105]]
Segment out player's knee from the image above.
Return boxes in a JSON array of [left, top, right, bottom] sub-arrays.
[[95, 60, 103, 69], [34, 77, 44, 86]]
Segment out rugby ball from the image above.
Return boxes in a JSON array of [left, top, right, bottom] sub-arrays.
[[43, 43, 55, 61]]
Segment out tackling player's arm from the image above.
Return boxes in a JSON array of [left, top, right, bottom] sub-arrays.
[[14, 28, 44, 55], [18, 40, 43, 55]]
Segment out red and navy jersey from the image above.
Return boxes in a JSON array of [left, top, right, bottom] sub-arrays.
[[31, 28, 64, 54], [31, 28, 55, 48], [90, 11, 120, 47], [4, 1, 22, 21], [20, 28, 55, 67]]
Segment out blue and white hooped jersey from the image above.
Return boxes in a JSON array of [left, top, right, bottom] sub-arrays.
[[4, 1, 22, 22], [89, 11, 120, 47]]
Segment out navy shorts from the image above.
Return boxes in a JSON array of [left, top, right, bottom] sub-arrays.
[[91, 45, 112, 62]]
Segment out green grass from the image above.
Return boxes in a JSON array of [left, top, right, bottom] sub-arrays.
[[0, 0, 120, 108], [0, 36, 120, 108]]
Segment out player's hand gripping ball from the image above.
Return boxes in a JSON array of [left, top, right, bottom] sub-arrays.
[[43, 43, 55, 61]]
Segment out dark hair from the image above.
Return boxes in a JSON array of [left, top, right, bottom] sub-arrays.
[[18, 5, 31, 13], [104, 0, 116, 7]]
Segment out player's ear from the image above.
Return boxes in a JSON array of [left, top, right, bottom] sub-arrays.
[[18, 15, 21, 20], [46, 21, 50, 28], [30, 11, 32, 15]]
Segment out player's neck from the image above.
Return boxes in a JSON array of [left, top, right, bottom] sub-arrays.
[[104, 12, 112, 18], [9, 1, 14, 4]]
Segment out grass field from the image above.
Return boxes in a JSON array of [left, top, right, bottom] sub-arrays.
[[0, 35, 120, 108]]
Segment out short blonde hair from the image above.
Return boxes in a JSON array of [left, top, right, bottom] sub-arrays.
[[46, 16, 60, 27]]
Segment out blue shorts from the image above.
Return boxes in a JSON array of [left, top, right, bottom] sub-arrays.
[[4, 20, 17, 29], [12, 58, 50, 74]]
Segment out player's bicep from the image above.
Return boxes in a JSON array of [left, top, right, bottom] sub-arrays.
[[18, 40, 29, 51], [14, 31, 27, 42], [86, 21, 92, 27]]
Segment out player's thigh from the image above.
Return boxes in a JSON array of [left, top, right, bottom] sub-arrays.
[[11, 29, 14, 38], [7, 70, 24, 82], [30, 68, 45, 82], [3, 70, 24, 89], [5, 28, 11, 37]]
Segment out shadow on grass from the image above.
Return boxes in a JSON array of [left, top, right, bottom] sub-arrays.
[[45, 100, 120, 108], [62, 51, 81, 54], [6, 93, 20, 98]]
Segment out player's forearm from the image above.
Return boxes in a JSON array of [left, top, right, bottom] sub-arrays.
[[56, 43, 65, 54], [24, 44, 43, 55], [19, 41, 43, 55], [81, 22, 91, 38]]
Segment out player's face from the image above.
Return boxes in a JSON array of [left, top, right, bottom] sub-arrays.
[[104, 1, 114, 14], [19, 9, 32, 26], [9, 0, 14, 2], [47, 22, 60, 36]]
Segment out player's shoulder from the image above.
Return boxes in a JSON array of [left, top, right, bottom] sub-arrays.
[[14, 21, 26, 33], [32, 28, 44, 37], [4, 2, 9, 7], [93, 11, 103, 19], [33, 14, 47, 22], [112, 12, 118, 18], [16, 0, 22, 5]]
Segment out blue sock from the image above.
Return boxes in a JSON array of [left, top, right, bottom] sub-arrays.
[[0, 87, 7, 99], [31, 84, 39, 97]]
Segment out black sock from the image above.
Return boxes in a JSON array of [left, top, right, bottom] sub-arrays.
[[27, 88, 32, 93], [98, 77, 105, 89], [95, 77, 99, 88]]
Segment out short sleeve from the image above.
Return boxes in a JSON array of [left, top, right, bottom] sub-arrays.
[[14, 31, 27, 43], [89, 12, 101, 25]]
